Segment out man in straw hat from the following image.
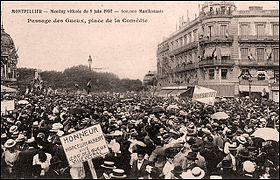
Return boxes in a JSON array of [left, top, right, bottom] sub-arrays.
[[110, 168, 127, 179], [100, 161, 116, 179], [2, 139, 20, 177]]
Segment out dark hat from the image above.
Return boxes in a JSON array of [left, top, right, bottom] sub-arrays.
[[186, 152, 198, 161], [191, 144, 201, 152], [204, 142, 214, 149], [171, 166, 183, 175], [165, 147, 177, 158], [221, 159, 233, 169], [226, 130, 235, 138]]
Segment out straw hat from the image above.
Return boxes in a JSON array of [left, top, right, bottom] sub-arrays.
[[181, 167, 205, 179], [110, 168, 127, 179], [4, 139, 16, 148], [50, 123, 63, 132], [237, 136, 247, 145], [210, 175, 222, 179], [101, 161, 116, 169], [9, 125, 18, 134], [16, 134, 27, 142], [57, 130, 65, 137], [1, 133, 7, 139]]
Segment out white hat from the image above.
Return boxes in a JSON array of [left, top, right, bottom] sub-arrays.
[[57, 130, 65, 137], [4, 139, 16, 148], [237, 136, 247, 144], [243, 161, 256, 173], [26, 137, 35, 143], [110, 168, 127, 179], [50, 123, 63, 132], [181, 167, 205, 179], [68, 128, 76, 133], [210, 175, 222, 179], [9, 125, 18, 134], [101, 161, 116, 169]]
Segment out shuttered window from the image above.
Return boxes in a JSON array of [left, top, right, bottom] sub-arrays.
[[273, 48, 279, 62], [240, 24, 249, 39], [256, 48, 265, 62], [256, 24, 265, 38], [272, 24, 279, 37], [209, 69, 215, 80], [220, 25, 227, 37], [241, 48, 249, 60]]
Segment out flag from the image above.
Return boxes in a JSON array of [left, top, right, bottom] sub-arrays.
[[267, 51, 272, 61], [87, 80, 91, 88], [211, 47, 217, 60]]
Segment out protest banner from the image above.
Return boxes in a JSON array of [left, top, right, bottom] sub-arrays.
[[192, 86, 217, 105], [1, 100, 15, 115], [60, 124, 110, 178]]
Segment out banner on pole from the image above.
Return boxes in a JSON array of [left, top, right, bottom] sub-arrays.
[[60, 124, 109, 166], [192, 86, 217, 105]]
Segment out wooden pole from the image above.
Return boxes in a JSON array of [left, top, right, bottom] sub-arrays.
[[87, 160, 97, 179]]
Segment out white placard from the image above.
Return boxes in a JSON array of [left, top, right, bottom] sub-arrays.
[[1, 100, 15, 114], [193, 86, 217, 105], [60, 124, 109, 166]]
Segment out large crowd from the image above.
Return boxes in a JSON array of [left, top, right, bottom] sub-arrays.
[[1, 90, 279, 179]]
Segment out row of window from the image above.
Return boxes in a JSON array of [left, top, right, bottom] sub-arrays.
[[240, 48, 279, 62], [240, 23, 279, 38], [208, 69, 228, 80]]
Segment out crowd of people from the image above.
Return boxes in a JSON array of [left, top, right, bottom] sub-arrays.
[[1, 90, 279, 179]]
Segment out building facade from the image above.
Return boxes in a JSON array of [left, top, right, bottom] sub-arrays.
[[157, 1, 279, 101], [1, 24, 18, 88]]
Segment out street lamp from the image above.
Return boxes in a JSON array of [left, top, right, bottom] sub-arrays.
[[248, 76, 253, 98], [88, 55, 92, 71]]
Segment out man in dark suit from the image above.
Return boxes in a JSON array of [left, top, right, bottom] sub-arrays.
[[14, 140, 38, 178], [130, 147, 151, 179]]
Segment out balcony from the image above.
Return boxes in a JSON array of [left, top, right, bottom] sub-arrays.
[[173, 63, 196, 73], [157, 46, 169, 54], [200, 11, 233, 20], [238, 59, 279, 67], [169, 42, 198, 56], [199, 35, 233, 45], [198, 59, 235, 67], [238, 35, 279, 43]]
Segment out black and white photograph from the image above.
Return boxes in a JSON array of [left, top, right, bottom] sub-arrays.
[[1, 1, 279, 179]]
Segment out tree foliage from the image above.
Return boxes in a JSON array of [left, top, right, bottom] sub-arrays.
[[17, 65, 144, 92]]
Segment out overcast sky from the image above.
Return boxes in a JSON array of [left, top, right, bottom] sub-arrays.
[[2, 1, 279, 80]]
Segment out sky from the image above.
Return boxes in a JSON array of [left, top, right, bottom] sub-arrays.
[[1, 1, 279, 80]]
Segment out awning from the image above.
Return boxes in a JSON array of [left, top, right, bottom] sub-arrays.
[[1, 85, 17, 93], [155, 89, 173, 98], [203, 85, 235, 97], [239, 85, 269, 93], [169, 89, 188, 97]]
